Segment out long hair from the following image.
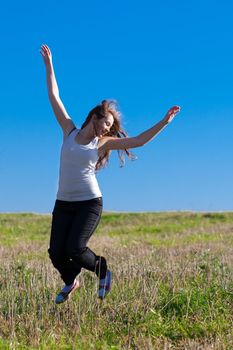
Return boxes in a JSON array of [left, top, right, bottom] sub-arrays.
[[81, 100, 135, 170]]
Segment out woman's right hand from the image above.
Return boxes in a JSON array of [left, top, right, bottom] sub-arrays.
[[40, 44, 52, 66]]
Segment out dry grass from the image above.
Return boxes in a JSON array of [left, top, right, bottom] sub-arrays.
[[0, 212, 233, 349]]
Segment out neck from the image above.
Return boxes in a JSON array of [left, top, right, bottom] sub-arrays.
[[79, 122, 97, 141]]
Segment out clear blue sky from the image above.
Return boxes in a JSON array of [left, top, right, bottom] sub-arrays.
[[1, 0, 233, 213]]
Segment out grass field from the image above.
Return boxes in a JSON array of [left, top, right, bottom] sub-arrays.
[[0, 212, 233, 349]]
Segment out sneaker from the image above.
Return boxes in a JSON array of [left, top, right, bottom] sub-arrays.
[[98, 270, 112, 300], [55, 279, 79, 304]]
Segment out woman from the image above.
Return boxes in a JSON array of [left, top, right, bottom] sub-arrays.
[[40, 44, 180, 304]]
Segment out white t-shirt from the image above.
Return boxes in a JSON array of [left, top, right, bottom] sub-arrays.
[[56, 128, 102, 201]]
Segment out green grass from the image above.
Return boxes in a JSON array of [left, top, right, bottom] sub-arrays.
[[0, 212, 233, 349]]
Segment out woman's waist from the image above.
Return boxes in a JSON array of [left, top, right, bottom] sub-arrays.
[[58, 174, 101, 194]]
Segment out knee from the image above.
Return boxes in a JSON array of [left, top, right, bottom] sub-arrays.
[[48, 248, 64, 267], [66, 247, 87, 260], [67, 247, 96, 270]]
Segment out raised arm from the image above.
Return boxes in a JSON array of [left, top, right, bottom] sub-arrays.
[[40, 44, 75, 136], [99, 106, 180, 151]]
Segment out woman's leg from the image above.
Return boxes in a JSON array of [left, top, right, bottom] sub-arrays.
[[48, 200, 81, 285], [65, 197, 108, 279]]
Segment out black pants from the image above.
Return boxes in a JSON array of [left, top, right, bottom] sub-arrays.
[[48, 197, 107, 285]]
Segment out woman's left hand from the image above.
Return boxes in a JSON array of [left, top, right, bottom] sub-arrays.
[[163, 106, 181, 124], [40, 44, 52, 66]]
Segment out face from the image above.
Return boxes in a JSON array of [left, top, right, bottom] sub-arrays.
[[93, 113, 114, 138]]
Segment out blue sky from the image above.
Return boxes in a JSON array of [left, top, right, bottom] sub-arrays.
[[1, 0, 233, 212]]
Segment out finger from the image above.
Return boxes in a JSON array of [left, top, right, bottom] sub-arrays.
[[168, 109, 175, 115], [41, 45, 47, 53], [41, 46, 49, 56], [43, 45, 49, 52], [41, 44, 48, 51], [44, 44, 51, 55], [170, 106, 180, 114], [45, 47, 51, 56]]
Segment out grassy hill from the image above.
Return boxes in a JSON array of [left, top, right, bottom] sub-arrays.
[[0, 212, 233, 349]]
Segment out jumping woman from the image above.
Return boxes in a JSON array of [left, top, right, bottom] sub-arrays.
[[40, 44, 180, 304]]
